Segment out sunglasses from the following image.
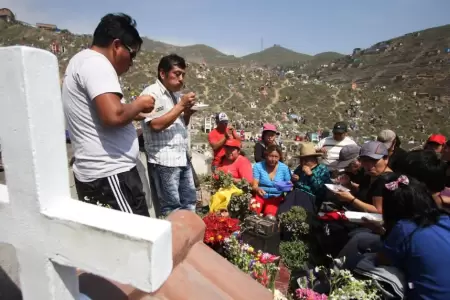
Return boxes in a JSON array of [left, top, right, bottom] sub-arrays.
[[121, 42, 137, 60]]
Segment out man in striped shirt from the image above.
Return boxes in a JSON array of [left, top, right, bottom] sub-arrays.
[[140, 54, 197, 217], [315, 122, 357, 170]]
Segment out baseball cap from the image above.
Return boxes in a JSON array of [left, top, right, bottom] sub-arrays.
[[377, 129, 396, 149], [329, 144, 361, 170], [224, 139, 241, 149], [216, 112, 229, 123], [262, 123, 280, 135], [332, 122, 348, 133], [359, 141, 388, 160], [427, 134, 446, 145]]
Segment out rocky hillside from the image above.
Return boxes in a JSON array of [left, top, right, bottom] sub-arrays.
[[1, 19, 449, 145], [306, 24, 450, 96]]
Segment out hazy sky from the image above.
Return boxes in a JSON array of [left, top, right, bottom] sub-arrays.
[[4, 0, 450, 56]]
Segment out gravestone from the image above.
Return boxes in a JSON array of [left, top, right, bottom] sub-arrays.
[[0, 46, 172, 299]]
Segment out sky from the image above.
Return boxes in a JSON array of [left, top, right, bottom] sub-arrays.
[[4, 0, 450, 56]]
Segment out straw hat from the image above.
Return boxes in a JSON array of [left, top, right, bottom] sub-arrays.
[[298, 143, 323, 158]]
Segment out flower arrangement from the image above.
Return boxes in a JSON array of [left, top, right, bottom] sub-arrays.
[[296, 288, 328, 300], [202, 214, 240, 247], [209, 170, 255, 222], [224, 233, 280, 290], [295, 265, 381, 300]]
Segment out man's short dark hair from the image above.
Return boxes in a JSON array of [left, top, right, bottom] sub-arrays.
[[157, 54, 187, 81], [400, 149, 447, 193], [92, 13, 143, 50]]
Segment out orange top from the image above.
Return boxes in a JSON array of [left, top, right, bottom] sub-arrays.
[[217, 155, 253, 183]]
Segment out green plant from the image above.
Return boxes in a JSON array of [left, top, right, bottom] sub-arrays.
[[297, 265, 381, 300], [279, 207, 310, 238], [279, 240, 309, 271]]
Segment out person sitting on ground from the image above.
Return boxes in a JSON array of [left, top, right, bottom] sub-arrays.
[[400, 149, 449, 211], [292, 143, 331, 206], [329, 144, 364, 192], [377, 129, 407, 172], [315, 121, 357, 170], [208, 112, 240, 171], [377, 174, 450, 300], [424, 134, 446, 154], [252, 145, 291, 219], [333, 141, 393, 213], [254, 123, 280, 163], [216, 139, 253, 183], [339, 150, 449, 263]]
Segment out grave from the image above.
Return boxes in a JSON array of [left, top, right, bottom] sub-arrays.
[[0, 46, 172, 299]]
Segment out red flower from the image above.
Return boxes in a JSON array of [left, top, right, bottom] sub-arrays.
[[202, 214, 240, 246]]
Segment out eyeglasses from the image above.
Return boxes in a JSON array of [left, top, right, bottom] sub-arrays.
[[122, 43, 137, 60]]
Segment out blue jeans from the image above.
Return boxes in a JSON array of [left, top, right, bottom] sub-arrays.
[[148, 163, 197, 216]]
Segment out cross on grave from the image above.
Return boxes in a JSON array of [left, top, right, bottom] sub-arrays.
[[0, 46, 173, 299]]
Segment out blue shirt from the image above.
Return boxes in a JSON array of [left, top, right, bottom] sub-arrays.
[[253, 161, 291, 198], [382, 215, 450, 300]]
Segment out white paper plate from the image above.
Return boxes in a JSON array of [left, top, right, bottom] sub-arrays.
[[344, 211, 383, 224], [191, 104, 209, 111], [325, 184, 350, 193]]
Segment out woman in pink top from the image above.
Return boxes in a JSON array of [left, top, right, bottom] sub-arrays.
[[216, 139, 253, 183]]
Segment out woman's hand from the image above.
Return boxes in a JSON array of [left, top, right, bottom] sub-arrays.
[[302, 165, 312, 176], [334, 191, 355, 203], [291, 174, 300, 182], [256, 188, 266, 197]]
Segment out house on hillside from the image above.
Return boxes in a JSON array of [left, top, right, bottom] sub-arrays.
[[36, 23, 58, 31], [0, 8, 15, 23]]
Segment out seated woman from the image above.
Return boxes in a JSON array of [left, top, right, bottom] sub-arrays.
[[252, 145, 291, 218], [291, 143, 331, 205], [216, 139, 253, 183], [334, 141, 392, 213], [378, 174, 450, 300]]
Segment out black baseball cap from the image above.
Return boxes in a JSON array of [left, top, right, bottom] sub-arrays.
[[332, 122, 348, 134]]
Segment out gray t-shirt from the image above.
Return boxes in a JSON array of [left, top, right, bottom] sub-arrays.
[[62, 49, 138, 182]]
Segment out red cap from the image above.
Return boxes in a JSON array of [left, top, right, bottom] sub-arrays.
[[224, 139, 241, 149], [427, 134, 447, 145]]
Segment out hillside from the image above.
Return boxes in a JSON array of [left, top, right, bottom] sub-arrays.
[[1, 19, 449, 149], [241, 45, 312, 66], [142, 38, 242, 66], [306, 24, 450, 96]]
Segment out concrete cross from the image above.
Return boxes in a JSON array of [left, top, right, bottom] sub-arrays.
[[0, 46, 173, 299]]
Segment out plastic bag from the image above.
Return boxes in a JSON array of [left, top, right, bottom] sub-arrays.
[[209, 185, 243, 213]]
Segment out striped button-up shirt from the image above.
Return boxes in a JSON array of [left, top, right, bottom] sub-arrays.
[[140, 80, 188, 167]]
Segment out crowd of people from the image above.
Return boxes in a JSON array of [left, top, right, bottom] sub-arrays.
[[208, 110, 450, 298], [47, 11, 450, 299]]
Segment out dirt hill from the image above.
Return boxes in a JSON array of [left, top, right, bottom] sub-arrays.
[[241, 45, 313, 66], [1, 19, 449, 146]]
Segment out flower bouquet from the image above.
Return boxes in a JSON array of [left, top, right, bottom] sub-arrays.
[[224, 233, 280, 291], [202, 213, 240, 251]]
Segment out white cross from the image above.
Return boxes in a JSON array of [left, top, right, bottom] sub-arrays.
[[0, 46, 173, 299]]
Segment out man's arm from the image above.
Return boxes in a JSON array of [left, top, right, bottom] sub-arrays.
[[209, 132, 228, 151], [148, 103, 185, 132], [147, 92, 195, 132], [95, 93, 152, 127]]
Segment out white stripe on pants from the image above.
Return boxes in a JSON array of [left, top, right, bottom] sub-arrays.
[[107, 175, 133, 214]]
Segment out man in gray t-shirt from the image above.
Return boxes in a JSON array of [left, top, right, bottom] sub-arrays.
[[62, 13, 154, 216]]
